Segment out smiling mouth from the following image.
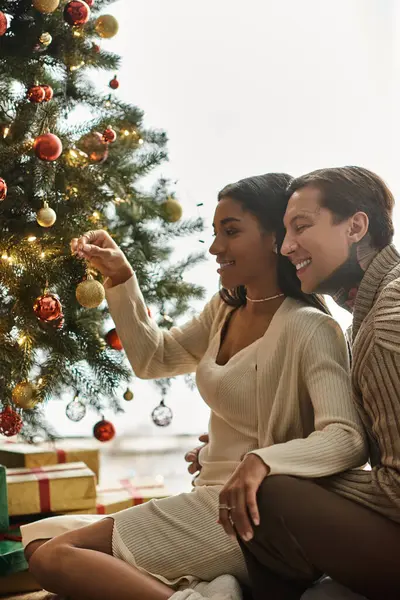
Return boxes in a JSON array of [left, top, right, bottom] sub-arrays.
[[295, 259, 312, 275], [217, 261, 235, 273]]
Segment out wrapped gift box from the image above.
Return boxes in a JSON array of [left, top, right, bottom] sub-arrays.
[[0, 466, 9, 533], [96, 485, 169, 514], [119, 475, 165, 490], [0, 526, 27, 577], [0, 440, 99, 482], [7, 461, 96, 517], [63, 483, 170, 515]]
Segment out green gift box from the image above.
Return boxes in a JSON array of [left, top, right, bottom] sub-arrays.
[[0, 465, 9, 532], [0, 527, 27, 577], [0, 465, 25, 577]]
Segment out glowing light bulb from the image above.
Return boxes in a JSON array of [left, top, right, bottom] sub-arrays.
[[70, 60, 85, 72]]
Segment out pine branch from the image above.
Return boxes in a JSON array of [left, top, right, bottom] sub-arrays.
[[0, 0, 205, 440]]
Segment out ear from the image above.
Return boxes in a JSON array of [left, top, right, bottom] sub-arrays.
[[348, 212, 369, 244]]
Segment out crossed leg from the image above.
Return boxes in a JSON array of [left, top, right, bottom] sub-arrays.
[[26, 517, 174, 600]]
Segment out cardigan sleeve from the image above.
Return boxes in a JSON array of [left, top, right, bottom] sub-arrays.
[[105, 273, 224, 379], [251, 316, 368, 477]]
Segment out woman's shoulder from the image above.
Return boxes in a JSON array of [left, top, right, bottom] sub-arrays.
[[281, 297, 344, 341]]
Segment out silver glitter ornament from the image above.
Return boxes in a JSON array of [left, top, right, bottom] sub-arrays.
[[151, 400, 173, 427], [66, 395, 87, 422]]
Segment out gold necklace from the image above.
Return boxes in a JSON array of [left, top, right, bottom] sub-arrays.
[[245, 293, 284, 303]]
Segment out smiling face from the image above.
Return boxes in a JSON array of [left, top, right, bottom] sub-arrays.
[[209, 196, 277, 290], [282, 186, 356, 293]]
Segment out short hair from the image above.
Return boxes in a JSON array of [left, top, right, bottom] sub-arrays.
[[288, 166, 394, 249]]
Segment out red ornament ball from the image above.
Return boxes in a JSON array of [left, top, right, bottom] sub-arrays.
[[109, 76, 119, 90], [0, 178, 7, 201], [33, 292, 63, 322], [85, 0, 94, 6], [93, 418, 115, 442], [41, 84, 54, 102], [0, 12, 8, 36], [105, 328, 123, 351], [63, 0, 90, 26], [0, 406, 23, 437], [33, 133, 63, 161], [37, 313, 65, 331], [27, 85, 46, 103], [102, 127, 117, 143], [92, 43, 100, 53]]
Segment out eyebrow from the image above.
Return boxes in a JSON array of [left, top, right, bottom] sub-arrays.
[[212, 217, 242, 229]]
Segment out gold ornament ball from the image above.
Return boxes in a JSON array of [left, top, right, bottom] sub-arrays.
[[76, 277, 105, 308], [33, 0, 60, 14], [161, 197, 183, 223], [123, 388, 134, 401], [95, 14, 119, 38], [39, 32, 53, 46], [12, 381, 38, 410], [37, 202, 57, 227]]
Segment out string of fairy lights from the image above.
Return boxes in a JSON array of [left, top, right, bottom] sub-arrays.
[[0, 0, 183, 438]]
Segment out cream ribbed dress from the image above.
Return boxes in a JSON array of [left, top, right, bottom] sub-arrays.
[[21, 275, 367, 586], [112, 334, 261, 585]]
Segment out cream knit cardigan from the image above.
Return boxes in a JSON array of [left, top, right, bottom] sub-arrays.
[[106, 275, 367, 481]]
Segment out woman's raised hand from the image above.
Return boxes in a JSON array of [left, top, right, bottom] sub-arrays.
[[70, 230, 133, 287]]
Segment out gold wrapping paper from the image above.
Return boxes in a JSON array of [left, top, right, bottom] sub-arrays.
[[62, 484, 169, 515], [7, 462, 96, 516], [0, 440, 99, 482]]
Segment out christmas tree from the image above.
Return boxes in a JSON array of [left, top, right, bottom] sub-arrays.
[[0, 0, 205, 441]]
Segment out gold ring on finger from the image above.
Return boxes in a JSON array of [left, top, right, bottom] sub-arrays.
[[83, 230, 97, 240]]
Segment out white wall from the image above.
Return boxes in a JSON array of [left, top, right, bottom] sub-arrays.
[[44, 0, 400, 438]]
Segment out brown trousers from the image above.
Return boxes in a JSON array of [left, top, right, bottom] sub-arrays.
[[240, 476, 400, 600]]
